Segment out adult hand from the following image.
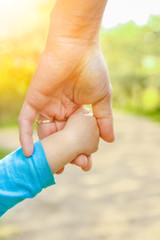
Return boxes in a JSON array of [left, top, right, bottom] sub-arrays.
[[18, 39, 114, 172]]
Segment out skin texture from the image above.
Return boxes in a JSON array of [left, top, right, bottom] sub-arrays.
[[18, 0, 115, 174], [42, 108, 99, 174]]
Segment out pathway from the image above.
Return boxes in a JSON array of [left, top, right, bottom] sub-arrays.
[[0, 113, 160, 240]]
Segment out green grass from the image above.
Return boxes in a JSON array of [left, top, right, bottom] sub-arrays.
[[0, 120, 37, 130], [0, 149, 10, 159], [116, 107, 160, 123], [0, 114, 19, 129], [133, 110, 160, 122]]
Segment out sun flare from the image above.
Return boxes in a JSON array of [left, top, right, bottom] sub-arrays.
[[0, 0, 160, 38], [0, 0, 43, 37]]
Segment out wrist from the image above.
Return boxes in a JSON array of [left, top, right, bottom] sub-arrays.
[[48, 16, 99, 43], [46, 0, 108, 47], [41, 130, 78, 174], [46, 20, 99, 51]]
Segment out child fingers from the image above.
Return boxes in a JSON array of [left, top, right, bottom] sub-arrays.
[[81, 155, 92, 172], [55, 167, 65, 175], [70, 154, 88, 168]]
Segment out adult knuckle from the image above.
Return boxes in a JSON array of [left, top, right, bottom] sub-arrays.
[[19, 133, 23, 144], [95, 142, 99, 150], [18, 115, 22, 126], [107, 85, 112, 99], [93, 145, 98, 153], [91, 116, 97, 125]]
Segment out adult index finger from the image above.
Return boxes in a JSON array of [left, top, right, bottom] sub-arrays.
[[18, 101, 37, 157]]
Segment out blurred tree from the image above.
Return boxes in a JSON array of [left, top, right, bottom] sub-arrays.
[[0, 1, 54, 125], [0, 13, 160, 125], [100, 15, 160, 121]]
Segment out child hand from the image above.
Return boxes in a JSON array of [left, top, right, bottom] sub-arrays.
[[64, 107, 100, 156], [41, 107, 99, 174]]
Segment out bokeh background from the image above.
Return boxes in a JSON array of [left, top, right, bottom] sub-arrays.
[[0, 0, 160, 239]]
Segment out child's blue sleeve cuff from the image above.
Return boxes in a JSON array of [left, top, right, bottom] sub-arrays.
[[33, 141, 56, 188], [0, 140, 55, 217]]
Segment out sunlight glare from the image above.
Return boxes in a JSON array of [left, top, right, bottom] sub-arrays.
[[103, 0, 160, 29], [0, 0, 41, 37]]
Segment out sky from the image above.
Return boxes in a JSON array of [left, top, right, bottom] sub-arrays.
[[102, 0, 160, 28], [0, 0, 160, 37]]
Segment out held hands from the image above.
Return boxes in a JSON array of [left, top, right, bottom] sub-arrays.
[[42, 108, 99, 174], [64, 108, 99, 156], [18, 38, 114, 173]]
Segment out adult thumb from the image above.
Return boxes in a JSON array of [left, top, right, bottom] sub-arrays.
[[92, 96, 115, 143]]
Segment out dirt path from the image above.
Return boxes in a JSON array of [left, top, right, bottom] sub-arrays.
[[1, 113, 160, 240], [0, 128, 38, 151]]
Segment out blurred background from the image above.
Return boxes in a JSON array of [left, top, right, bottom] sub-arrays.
[[0, 0, 160, 239]]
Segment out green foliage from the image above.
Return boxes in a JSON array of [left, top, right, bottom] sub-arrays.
[[0, 14, 160, 125], [0, 1, 51, 125], [0, 33, 45, 124], [100, 15, 160, 121]]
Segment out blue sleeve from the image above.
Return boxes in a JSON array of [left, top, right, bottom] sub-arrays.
[[0, 141, 55, 217]]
